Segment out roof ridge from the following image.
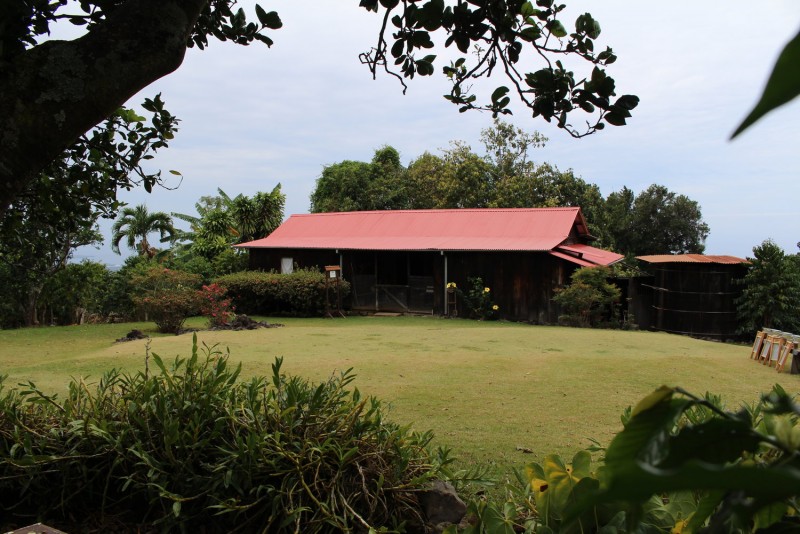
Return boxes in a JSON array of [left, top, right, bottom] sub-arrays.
[[292, 207, 579, 217]]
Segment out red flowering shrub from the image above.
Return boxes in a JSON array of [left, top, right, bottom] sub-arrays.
[[201, 283, 235, 327], [130, 267, 204, 333]]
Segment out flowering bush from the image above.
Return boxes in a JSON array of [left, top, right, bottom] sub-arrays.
[[201, 283, 235, 328], [130, 267, 204, 333], [460, 277, 499, 320]]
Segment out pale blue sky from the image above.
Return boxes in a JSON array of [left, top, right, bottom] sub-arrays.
[[71, 1, 800, 266]]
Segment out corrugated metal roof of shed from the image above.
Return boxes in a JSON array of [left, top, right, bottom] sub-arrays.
[[239, 208, 587, 252], [636, 254, 749, 264], [557, 243, 624, 265]]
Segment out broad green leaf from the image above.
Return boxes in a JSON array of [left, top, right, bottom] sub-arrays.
[[547, 20, 568, 38], [606, 395, 690, 470], [753, 501, 789, 531], [685, 490, 724, 532], [731, 28, 800, 138], [491, 86, 510, 103], [631, 386, 674, 417], [659, 418, 761, 468], [255, 5, 282, 29], [571, 450, 591, 478]]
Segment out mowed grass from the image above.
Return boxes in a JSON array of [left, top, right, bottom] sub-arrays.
[[1, 316, 796, 475]]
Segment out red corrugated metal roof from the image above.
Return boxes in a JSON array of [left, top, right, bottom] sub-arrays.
[[239, 208, 586, 252], [636, 254, 749, 264], [238, 208, 622, 267], [556, 243, 624, 266], [549, 250, 596, 267]]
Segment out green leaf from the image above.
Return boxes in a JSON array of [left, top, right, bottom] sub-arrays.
[[520, 2, 535, 18], [604, 112, 627, 126], [753, 501, 789, 531], [519, 26, 542, 42], [614, 94, 640, 111], [254, 5, 282, 29], [731, 28, 800, 138], [659, 418, 761, 468], [630, 385, 674, 417], [605, 393, 690, 469], [547, 20, 567, 38], [685, 490, 724, 532], [491, 86, 510, 103]]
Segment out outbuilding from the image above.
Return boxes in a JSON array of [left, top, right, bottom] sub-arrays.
[[237, 208, 623, 323], [629, 254, 749, 340]]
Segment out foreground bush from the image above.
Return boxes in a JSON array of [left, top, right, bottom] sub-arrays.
[[216, 269, 351, 316], [456, 385, 800, 533], [0, 338, 445, 532]]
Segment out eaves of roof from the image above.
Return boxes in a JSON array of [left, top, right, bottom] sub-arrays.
[[636, 254, 749, 265]]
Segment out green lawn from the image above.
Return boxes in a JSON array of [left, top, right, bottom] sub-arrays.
[[1, 316, 796, 475]]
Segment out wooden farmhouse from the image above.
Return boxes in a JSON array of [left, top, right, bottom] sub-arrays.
[[629, 254, 749, 340], [237, 208, 623, 323]]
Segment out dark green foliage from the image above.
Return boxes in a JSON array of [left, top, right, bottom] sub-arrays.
[[458, 277, 500, 320], [600, 184, 710, 257], [0, 96, 178, 327], [553, 266, 620, 327], [172, 185, 285, 266], [736, 240, 800, 334], [0, 338, 443, 532], [361, 1, 637, 137], [567, 385, 800, 532], [456, 386, 800, 533], [309, 147, 407, 213], [311, 122, 607, 230], [40, 261, 116, 325], [111, 204, 176, 257], [216, 269, 352, 317]]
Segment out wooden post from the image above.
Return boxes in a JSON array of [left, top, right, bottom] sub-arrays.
[[324, 266, 345, 318]]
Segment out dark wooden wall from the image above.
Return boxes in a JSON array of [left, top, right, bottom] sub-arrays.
[[631, 262, 747, 340], [248, 248, 575, 323], [249, 248, 340, 272], [443, 251, 574, 323]]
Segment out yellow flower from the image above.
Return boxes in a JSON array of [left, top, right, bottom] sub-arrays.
[[484, 287, 490, 293], [492, 305, 499, 311]]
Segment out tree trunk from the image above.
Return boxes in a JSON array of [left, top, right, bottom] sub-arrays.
[[23, 286, 42, 327], [0, 0, 210, 213]]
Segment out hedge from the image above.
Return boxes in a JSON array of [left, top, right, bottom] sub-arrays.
[[215, 269, 351, 317]]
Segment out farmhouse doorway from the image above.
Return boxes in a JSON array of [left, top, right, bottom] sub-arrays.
[[348, 251, 436, 313]]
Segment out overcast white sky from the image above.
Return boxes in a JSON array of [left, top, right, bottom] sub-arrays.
[[72, 1, 800, 266]]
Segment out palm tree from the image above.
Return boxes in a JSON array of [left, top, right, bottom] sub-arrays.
[[170, 185, 285, 258], [111, 204, 176, 258]]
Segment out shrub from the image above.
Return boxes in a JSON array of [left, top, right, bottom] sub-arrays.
[[216, 268, 351, 316], [0, 337, 447, 532], [200, 282, 236, 327], [553, 266, 620, 328], [456, 386, 800, 533], [458, 277, 499, 320], [130, 267, 204, 333]]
